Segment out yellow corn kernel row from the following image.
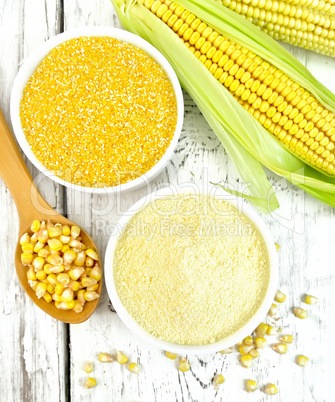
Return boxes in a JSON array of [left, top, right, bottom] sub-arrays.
[[20, 220, 101, 313], [218, 0, 335, 57], [141, 0, 335, 175]]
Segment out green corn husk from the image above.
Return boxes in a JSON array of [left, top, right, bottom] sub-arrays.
[[111, 0, 335, 212]]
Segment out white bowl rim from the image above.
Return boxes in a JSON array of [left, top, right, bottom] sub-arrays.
[[104, 185, 279, 354], [10, 26, 184, 194]]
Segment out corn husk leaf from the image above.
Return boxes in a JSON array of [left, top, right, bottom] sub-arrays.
[[111, 0, 335, 211]]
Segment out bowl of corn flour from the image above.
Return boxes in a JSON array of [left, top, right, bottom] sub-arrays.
[[105, 186, 278, 354]]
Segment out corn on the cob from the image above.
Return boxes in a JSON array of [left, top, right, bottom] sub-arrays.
[[138, 0, 335, 176], [218, 0, 335, 57]]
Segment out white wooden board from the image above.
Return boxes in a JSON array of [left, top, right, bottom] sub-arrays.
[[0, 1, 334, 401]]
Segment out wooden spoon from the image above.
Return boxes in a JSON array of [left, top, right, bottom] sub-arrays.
[[0, 109, 101, 323]]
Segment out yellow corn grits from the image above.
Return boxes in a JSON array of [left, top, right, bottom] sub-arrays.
[[114, 194, 270, 345], [20, 37, 177, 187]]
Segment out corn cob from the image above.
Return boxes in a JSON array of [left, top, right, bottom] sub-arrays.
[[217, 0, 335, 57], [139, 0, 335, 175]]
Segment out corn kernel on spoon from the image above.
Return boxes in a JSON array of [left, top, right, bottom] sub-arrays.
[[0, 109, 102, 323]]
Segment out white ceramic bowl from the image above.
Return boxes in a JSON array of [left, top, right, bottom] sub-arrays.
[[105, 185, 279, 355], [10, 26, 184, 194]]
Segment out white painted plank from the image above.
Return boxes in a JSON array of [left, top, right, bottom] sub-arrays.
[[0, 1, 67, 401]]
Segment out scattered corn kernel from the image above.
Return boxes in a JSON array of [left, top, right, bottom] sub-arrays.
[[275, 290, 286, 303], [179, 357, 190, 372], [128, 362, 140, 374], [117, 351, 128, 364], [243, 336, 253, 346], [83, 377, 96, 389], [264, 384, 278, 395], [239, 345, 253, 355], [213, 374, 225, 386], [98, 353, 113, 363], [241, 354, 253, 368], [272, 343, 288, 354], [266, 325, 277, 335], [293, 308, 308, 319], [279, 335, 293, 343], [275, 243, 280, 251], [255, 323, 268, 336], [83, 361, 94, 373], [297, 355, 309, 367], [219, 347, 233, 354], [246, 380, 257, 392], [165, 351, 178, 359], [305, 295, 318, 304], [268, 303, 278, 317], [255, 337, 267, 349], [249, 349, 259, 359]]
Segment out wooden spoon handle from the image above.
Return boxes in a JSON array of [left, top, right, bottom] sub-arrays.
[[0, 108, 54, 224]]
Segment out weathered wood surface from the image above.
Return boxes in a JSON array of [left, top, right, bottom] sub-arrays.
[[0, 1, 334, 401]]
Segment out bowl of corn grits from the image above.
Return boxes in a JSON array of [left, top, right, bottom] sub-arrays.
[[105, 186, 278, 354], [10, 27, 183, 193]]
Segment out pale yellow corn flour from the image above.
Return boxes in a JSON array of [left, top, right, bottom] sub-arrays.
[[113, 194, 270, 345]]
